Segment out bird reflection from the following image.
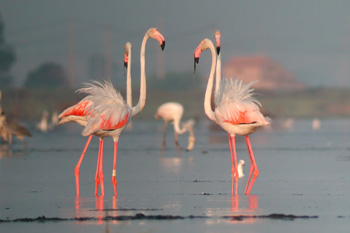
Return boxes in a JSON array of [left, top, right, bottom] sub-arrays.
[[95, 196, 104, 224], [231, 195, 258, 212], [230, 195, 259, 224]]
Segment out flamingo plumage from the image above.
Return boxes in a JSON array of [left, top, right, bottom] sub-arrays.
[[77, 28, 165, 196], [194, 38, 269, 195]]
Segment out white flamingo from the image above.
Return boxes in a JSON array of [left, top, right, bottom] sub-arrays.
[[155, 102, 195, 154], [194, 38, 269, 195]]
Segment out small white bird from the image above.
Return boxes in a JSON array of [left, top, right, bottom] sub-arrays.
[[237, 160, 245, 178]]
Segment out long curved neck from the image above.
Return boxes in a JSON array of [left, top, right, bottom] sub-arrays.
[[126, 47, 132, 108], [173, 119, 187, 135], [215, 52, 221, 95], [132, 34, 148, 117], [204, 42, 217, 122]]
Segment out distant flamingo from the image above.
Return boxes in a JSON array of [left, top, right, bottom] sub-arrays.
[[78, 28, 165, 196], [58, 42, 134, 196], [194, 38, 269, 195], [36, 110, 49, 133], [155, 102, 195, 154]]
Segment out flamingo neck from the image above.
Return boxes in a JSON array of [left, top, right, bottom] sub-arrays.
[[173, 119, 187, 135], [215, 52, 221, 95], [132, 33, 148, 117], [204, 42, 217, 122], [126, 47, 132, 108]]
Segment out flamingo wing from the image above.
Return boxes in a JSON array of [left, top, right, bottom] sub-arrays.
[[214, 78, 265, 125], [80, 81, 131, 136], [58, 99, 92, 118]]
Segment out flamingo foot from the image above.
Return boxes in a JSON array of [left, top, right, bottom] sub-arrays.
[[231, 169, 238, 195], [95, 177, 100, 197], [100, 175, 105, 196], [74, 168, 80, 196], [245, 170, 259, 195]]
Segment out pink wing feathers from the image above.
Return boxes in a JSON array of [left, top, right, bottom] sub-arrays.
[[79, 81, 131, 136], [59, 100, 93, 118], [214, 78, 266, 125]]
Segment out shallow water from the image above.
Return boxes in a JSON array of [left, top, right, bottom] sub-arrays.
[[1, 119, 350, 232]]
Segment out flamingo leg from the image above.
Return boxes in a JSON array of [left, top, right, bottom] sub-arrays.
[[99, 138, 105, 196], [75, 135, 93, 196], [244, 135, 259, 195], [112, 140, 118, 196], [95, 138, 102, 196], [228, 134, 238, 195], [174, 131, 182, 157], [161, 121, 168, 155]]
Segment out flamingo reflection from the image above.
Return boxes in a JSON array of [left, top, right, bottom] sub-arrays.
[[230, 195, 259, 224]]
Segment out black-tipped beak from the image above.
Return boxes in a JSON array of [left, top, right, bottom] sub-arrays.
[[216, 46, 221, 55], [160, 41, 165, 51], [124, 61, 128, 69], [194, 57, 199, 72], [195, 57, 199, 64]]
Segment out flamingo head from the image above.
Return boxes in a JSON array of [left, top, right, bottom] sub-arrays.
[[147, 28, 165, 51], [194, 38, 212, 72], [124, 42, 132, 69], [214, 30, 221, 55]]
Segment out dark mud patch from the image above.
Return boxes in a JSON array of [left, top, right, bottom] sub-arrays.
[[90, 208, 163, 211], [0, 213, 318, 223], [223, 213, 319, 221]]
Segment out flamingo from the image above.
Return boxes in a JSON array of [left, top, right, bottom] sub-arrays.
[[154, 102, 196, 154], [214, 30, 222, 94], [194, 38, 269, 195], [36, 110, 49, 133], [78, 28, 165, 196], [58, 42, 134, 196]]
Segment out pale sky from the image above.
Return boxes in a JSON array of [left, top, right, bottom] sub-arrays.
[[1, 0, 350, 87]]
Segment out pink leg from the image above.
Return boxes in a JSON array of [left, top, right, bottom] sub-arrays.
[[95, 139, 102, 196], [228, 134, 238, 195], [112, 140, 118, 196], [75, 135, 93, 196], [99, 139, 105, 196], [244, 135, 259, 195]]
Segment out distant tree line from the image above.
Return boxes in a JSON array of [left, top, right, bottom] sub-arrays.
[[0, 14, 69, 89], [0, 14, 16, 87]]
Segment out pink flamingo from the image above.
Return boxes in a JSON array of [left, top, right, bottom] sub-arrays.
[[78, 28, 165, 196], [155, 102, 195, 154], [57, 43, 132, 196], [194, 38, 269, 195]]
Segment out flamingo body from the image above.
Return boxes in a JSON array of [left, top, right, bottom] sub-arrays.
[[155, 102, 183, 123], [194, 38, 269, 195]]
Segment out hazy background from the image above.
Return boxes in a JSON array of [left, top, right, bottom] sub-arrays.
[[2, 0, 350, 88]]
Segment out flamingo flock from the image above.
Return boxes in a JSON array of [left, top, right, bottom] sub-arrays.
[[55, 27, 269, 197]]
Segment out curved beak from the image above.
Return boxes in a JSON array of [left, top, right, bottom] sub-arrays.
[[160, 41, 165, 51], [216, 46, 221, 55]]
